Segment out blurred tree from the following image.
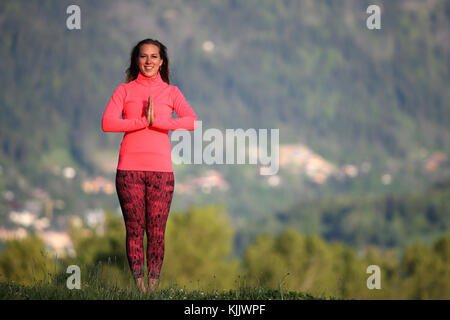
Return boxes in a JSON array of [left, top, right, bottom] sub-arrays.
[[66, 210, 131, 289], [161, 204, 240, 291], [0, 236, 55, 286], [399, 236, 450, 299], [242, 227, 450, 299], [242, 228, 363, 297]]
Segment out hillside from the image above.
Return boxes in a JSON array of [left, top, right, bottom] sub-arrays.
[[0, 0, 449, 254]]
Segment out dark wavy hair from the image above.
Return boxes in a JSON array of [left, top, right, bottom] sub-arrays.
[[125, 38, 170, 84]]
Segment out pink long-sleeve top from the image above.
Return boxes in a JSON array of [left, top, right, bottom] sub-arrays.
[[102, 70, 198, 172]]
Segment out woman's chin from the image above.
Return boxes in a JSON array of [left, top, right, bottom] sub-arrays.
[[141, 70, 157, 78]]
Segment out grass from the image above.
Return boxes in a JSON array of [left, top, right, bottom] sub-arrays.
[[0, 256, 341, 300], [0, 279, 334, 300]]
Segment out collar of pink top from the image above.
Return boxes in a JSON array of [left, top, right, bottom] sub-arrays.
[[135, 70, 165, 86]]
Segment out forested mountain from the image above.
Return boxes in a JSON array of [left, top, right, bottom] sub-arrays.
[[1, 0, 449, 177], [0, 0, 449, 253]]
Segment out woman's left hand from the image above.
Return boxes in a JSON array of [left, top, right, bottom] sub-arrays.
[[146, 96, 155, 126]]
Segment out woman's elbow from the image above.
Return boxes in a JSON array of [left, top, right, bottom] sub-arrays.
[[191, 115, 199, 130], [101, 119, 112, 132]]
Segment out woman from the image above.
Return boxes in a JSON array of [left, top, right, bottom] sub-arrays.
[[102, 38, 198, 293]]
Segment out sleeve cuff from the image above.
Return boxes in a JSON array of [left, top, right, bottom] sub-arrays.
[[140, 116, 149, 127]]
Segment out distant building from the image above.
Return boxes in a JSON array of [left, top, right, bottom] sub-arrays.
[[8, 210, 38, 227], [82, 176, 115, 194], [8, 210, 51, 230], [259, 166, 282, 187], [0, 227, 75, 257], [177, 170, 229, 194], [278, 144, 337, 184], [423, 151, 447, 172], [341, 164, 358, 178], [0, 227, 28, 240], [267, 175, 281, 187], [62, 166, 76, 179], [279, 144, 313, 168], [381, 174, 392, 185], [84, 209, 106, 236], [202, 40, 215, 52], [36, 230, 75, 257]]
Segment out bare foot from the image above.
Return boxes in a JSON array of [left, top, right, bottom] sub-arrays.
[[136, 277, 147, 293], [147, 278, 159, 293]]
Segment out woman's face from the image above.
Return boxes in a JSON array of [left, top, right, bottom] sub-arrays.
[[137, 44, 163, 78]]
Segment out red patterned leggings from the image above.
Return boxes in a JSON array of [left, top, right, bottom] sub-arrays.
[[115, 170, 175, 280]]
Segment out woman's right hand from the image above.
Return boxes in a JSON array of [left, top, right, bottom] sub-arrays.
[[146, 96, 155, 126]]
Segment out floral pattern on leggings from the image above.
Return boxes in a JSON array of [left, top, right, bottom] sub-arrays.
[[115, 170, 175, 279]]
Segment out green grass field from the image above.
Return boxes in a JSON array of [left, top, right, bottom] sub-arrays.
[[0, 280, 335, 300]]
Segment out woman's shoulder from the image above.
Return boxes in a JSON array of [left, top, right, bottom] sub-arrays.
[[169, 84, 184, 95], [111, 81, 130, 91], [116, 80, 138, 93], [121, 80, 135, 88]]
